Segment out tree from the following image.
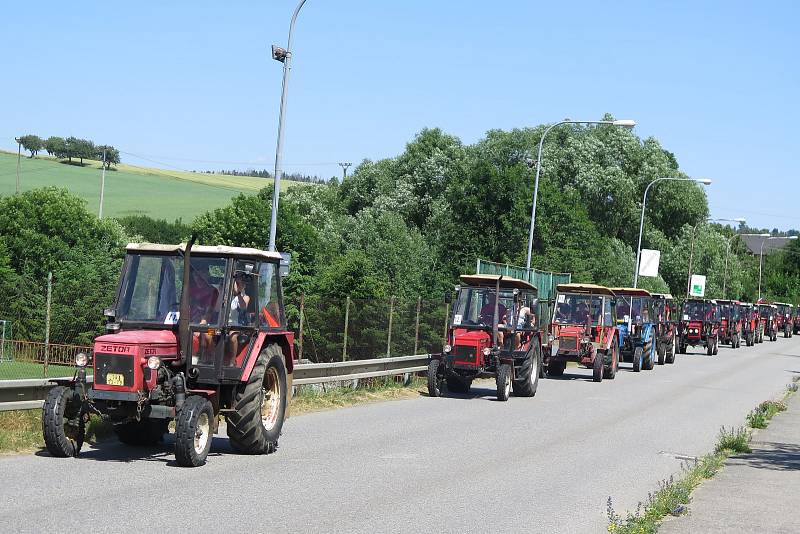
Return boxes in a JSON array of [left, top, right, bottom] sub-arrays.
[[116, 215, 190, 244], [18, 135, 44, 157], [44, 136, 66, 158], [95, 145, 121, 169]]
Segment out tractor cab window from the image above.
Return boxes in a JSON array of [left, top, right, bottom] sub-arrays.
[[719, 303, 731, 319], [617, 296, 647, 324], [228, 260, 258, 328], [452, 287, 514, 328], [258, 261, 285, 329], [513, 291, 539, 330], [118, 254, 183, 323], [759, 306, 771, 319], [603, 297, 613, 326], [187, 257, 226, 326], [683, 301, 706, 321], [553, 294, 603, 326]]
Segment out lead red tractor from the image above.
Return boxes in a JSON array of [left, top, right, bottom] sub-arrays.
[[757, 301, 778, 342], [739, 302, 756, 346], [775, 302, 793, 338], [678, 298, 720, 355], [428, 275, 542, 401], [42, 239, 294, 467], [717, 299, 743, 348], [548, 284, 620, 382], [793, 304, 800, 335]]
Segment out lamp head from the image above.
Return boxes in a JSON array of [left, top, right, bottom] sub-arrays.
[[696, 178, 712, 185], [612, 119, 636, 128]]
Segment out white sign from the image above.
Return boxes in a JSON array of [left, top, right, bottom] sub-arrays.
[[690, 274, 707, 297], [638, 249, 661, 278]]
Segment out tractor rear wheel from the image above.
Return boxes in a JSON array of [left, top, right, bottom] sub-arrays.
[[713, 336, 719, 354], [446, 375, 472, 394], [592, 352, 604, 382], [666, 335, 676, 364], [42, 386, 84, 458], [785, 325, 790, 338], [547, 360, 565, 377], [603, 337, 619, 379], [657, 339, 666, 365], [512, 344, 541, 397], [644, 340, 655, 370], [496, 363, 512, 401], [632, 346, 643, 372], [114, 419, 169, 446], [174, 395, 214, 467], [226, 344, 288, 455], [427, 359, 444, 397]]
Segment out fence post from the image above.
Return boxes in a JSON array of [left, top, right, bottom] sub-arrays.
[[342, 296, 350, 362], [44, 271, 52, 378], [386, 296, 395, 357], [413, 296, 421, 355], [298, 293, 305, 363]]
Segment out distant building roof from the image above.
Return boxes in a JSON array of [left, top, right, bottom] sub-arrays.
[[739, 234, 796, 255]]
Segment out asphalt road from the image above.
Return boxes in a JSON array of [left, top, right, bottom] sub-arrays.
[[2, 337, 799, 534]]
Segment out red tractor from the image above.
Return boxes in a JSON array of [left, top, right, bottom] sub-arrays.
[[428, 275, 542, 401], [793, 304, 800, 336], [775, 302, 793, 338], [739, 302, 756, 346], [678, 298, 720, 355], [757, 302, 778, 342], [41, 239, 294, 467], [717, 299, 743, 348], [547, 284, 620, 382], [652, 293, 678, 364]]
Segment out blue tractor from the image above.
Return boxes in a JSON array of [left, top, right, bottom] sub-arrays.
[[611, 288, 656, 372]]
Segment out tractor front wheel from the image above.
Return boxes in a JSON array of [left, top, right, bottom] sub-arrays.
[[226, 344, 288, 455], [592, 353, 604, 383], [496, 363, 512, 401], [42, 386, 84, 458], [114, 419, 169, 446], [174, 395, 214, 467], [512, 344, 541, 397], [632, 346, 643, 372], [427, 359, 444, 397]]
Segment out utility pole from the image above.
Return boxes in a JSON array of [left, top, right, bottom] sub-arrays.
[[14, 137, 21, 193], [99, 149, 107, 218], [338, 162, 352, 180]]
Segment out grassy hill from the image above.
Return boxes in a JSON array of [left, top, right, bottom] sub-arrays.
[[0, 151, 310, 222]]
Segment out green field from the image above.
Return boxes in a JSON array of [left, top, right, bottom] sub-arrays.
[[0, 151, 309, 222], [0, 361, 84, 380]]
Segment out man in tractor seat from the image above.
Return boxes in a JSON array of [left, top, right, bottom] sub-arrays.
[[479, 294, 508, 345], [226, 272, 253, 365], [574, 301, 591, 325], [189, 265, 220, 362]]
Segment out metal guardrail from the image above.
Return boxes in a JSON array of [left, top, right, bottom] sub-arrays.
[[0, 354, 432, 411]]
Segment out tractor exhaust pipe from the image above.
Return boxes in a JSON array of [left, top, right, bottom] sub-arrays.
[[178, 234, 196, 366]]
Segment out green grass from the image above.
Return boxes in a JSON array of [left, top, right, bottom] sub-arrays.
[[746, 400, 787, 429], [291, 376, 425, 415], [0, 151, 312, 221], [0, 361, 86, 380], [0, 410, 112, 454]]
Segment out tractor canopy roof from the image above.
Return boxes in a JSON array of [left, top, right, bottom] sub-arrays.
[[459, 274, 537, 292], [774, 301, 792, 306], [685, 297, 716, 304], [555, 283, 614, 297], [651, 293, 674, 300], [126, 242, 283, 262], [610, 287, 652, 297], [716, 299, 739, 305]]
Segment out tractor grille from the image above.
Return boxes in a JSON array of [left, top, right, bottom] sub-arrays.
[[559, 336, 578, 350], [94, 353, 135, 387], [452, 345, 477, 364]]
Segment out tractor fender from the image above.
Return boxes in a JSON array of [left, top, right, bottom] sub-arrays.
[[241, 331, 295, 382]]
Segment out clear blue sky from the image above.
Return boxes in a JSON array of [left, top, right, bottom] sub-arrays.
[[2, 0, 798, 230]]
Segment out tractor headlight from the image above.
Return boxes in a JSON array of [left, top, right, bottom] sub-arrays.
[[147, 356, 162, 370], [75, 352, 89, 367], [443, 344, 452, 353], [482, 347, 491, 356]]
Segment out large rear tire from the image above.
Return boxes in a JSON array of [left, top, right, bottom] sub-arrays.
[[657, 338, 666, 365], [496, 363, 511, 401], [644, 339, 655, 370], [713, 335, 719, 354], [226, 344, 288, 455], [603, 337, 619, 379], [42, 385, 84, 458], [632, 346, 643, 372], [114, 419, 169, 446], [427, 359, 443, 397], [512, 345, 541, 397], [174, 395, 214, 467], [592, 352, 603, 383], [665, 334, 676, 364]]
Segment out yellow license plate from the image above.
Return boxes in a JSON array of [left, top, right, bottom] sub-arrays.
[[106, 373, 125, 386]]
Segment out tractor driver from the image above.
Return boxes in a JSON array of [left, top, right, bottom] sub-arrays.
[[574, 301, 591, 325], [189, 265, 220, 362], [226, 272, 252, 365], [479, 294, 508, 345]]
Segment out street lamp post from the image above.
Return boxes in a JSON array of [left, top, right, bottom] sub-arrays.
[[686, 217, 745, 297], [525, 118, 636, 274], [268, 0, 308, 252], [758, 235, 798, 301], [633, 177, 711, 288]]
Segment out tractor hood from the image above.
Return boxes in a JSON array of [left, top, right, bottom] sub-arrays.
[[95, 329, 178, 345], [452, 329, 490, 345]]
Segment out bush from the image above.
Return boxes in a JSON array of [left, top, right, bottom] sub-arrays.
[[715, 426, 751, 454], [746, 400, 787, 429]]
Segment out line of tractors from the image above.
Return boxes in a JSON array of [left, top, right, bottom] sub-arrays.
[[427, 274, 798, 402]]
